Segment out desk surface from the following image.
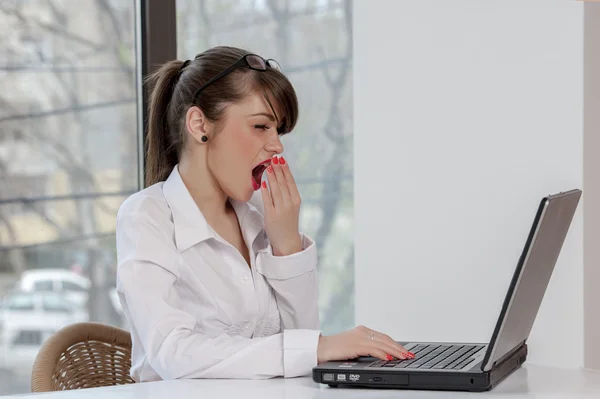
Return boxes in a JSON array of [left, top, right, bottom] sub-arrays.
[[7, 364, 600, 398]]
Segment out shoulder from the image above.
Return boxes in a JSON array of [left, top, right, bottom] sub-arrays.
[[117, 182, 173, 233], [115, 183, 178, 268]]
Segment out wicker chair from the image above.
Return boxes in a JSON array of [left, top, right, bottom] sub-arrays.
[[31, 322, 135, 392]]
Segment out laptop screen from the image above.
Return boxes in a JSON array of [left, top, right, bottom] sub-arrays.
[[481, 189, 581, 371]]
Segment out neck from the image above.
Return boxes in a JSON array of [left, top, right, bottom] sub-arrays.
[[178, 155, 229, 217]]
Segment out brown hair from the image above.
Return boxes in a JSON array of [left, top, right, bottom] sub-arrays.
[[144, 46, 299, 187]]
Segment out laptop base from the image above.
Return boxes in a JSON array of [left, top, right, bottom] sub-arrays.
[[312, 343, 527, 392]]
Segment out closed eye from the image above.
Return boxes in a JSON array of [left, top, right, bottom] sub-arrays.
[[254, 124, 270, 130]]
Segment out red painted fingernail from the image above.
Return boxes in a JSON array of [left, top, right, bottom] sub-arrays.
[[279, 156, 286, 165], [262, 181, 267, 188], [409, 352, 415, 357], [386, 354, 393, 361], [273, 157, 279, 165], [267, 165, 273, 173]]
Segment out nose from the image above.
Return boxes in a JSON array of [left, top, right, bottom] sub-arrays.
[[264, 134, 284, 155]]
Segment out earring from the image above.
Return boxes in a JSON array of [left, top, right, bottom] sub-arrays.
[[201, 135, 208, 142]]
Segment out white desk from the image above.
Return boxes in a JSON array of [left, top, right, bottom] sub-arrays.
[[7, 364, 600, 398]]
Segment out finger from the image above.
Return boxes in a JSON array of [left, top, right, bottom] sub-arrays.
[[272, 156, 291, 202], [377, 334, 413, 358], [266, 163, 282, 208], [373, 340, 410, 360], [368, 331, 412, 359], [357, 346, 389, 362], [279, 156, 300, 201], [260, 180, 274, 214]]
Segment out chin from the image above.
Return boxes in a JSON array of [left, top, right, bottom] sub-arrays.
[[239, 190, 254, 202], [228, 186, 254, 203], [225, 175, 260, 203]]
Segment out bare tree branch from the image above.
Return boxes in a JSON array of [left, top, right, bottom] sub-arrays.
[[267, 0, 291, 65], [1, 2, 105, 51], [183, 2, 344, 37], [313, 0, 353, 249], [45, 0, 67, 25], [0, 161, 27, 274], [0, 0, 131, 255], [38, 20, 105, 51], [97, 0, 123, 42]]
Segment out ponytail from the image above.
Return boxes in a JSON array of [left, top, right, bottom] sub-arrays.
[[143, 46, 300, 188], [144, 60, 185, 187]]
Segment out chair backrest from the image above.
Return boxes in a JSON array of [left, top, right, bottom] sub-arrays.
[[31, 322, 135, 392]]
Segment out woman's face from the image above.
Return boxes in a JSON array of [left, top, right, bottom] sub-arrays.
[[207, 93, 284, 202]]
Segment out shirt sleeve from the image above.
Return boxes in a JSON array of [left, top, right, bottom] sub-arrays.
[[116, 210, 320, 380], [255, 233, 320, 331]]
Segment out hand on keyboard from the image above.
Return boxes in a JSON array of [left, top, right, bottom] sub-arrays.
[[368, 344, 485, 370], [317, 325, 415, 364]]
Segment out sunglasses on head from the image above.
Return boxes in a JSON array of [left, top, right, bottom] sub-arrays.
[[192, 54, 281, 103]]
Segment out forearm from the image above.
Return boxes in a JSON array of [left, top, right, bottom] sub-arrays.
[[256, 233, 320, 330], [141, 326, 319, 379]]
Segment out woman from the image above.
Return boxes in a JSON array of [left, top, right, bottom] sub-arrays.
[[116, 46, 413, 382]]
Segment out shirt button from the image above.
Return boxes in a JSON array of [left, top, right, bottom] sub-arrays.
[[240, 276, 250, 284]]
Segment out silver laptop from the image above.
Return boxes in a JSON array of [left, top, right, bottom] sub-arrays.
[[313, 189, 582, 392]]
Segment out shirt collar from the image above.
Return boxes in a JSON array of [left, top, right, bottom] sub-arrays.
[[162, 165, 215, 252], [162, 165, 266, 252]]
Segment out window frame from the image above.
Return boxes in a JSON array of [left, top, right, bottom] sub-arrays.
[[138, 0, 177, 188]]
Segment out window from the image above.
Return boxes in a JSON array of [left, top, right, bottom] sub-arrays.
[[0, 0, 139, 394], [12, 330, 45, 346], [1, 1, 354, 395], [41, 295, 72, 314], [176, 0, 354, 335], [33, 280, 54, 292], [62, 281, 87, 293], [7, 294, 35, 311]]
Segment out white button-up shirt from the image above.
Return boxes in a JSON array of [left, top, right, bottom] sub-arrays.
[[115, 165, 321, 382]]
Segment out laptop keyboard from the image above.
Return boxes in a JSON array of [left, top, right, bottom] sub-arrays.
[[368, 344, 486, 370]]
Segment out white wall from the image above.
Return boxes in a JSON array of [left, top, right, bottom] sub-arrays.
[[584, 3, 600, 371], [354, 0, 584, 369]]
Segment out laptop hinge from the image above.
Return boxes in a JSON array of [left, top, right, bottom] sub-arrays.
[[482, 340, 526, 371]]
